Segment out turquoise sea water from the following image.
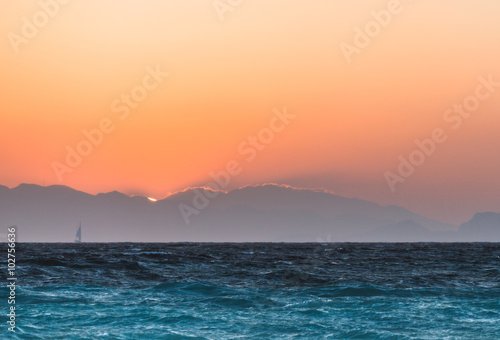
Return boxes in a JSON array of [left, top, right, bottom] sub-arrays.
[[2, 243, 500, 339]]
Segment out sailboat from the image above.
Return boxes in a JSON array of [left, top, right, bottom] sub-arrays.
[[75, 223, 82, 243]]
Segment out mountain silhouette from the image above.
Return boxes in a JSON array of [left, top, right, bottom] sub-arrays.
[[459, 212, 500, 241], [0, 183, 497, 242]]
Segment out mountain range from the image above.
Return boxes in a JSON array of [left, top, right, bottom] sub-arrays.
[[0, 183, 498, 242]]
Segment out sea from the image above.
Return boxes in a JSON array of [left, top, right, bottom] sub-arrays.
[[2, 243, 500, 339]]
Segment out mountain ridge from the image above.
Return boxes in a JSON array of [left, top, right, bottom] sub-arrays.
[[0, 183, 498, 242]]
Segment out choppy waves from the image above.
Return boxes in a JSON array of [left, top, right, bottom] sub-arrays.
[[2, 243, 500, 339]]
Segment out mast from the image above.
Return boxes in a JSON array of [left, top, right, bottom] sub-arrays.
[[75, 222, 82, 243]]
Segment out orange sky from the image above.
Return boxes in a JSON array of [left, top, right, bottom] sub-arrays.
[[1, 0, 499, 223]]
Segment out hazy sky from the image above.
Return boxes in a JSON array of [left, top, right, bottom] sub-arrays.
[[1, 0, 499, 224]]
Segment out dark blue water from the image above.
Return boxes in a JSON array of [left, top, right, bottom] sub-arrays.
[[2, 243, 500, 339]]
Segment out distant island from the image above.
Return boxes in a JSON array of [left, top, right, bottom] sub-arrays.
[[0, 183, 498, 242]]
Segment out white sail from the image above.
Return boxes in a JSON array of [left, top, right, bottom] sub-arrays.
[[75, 223, 82, 243]]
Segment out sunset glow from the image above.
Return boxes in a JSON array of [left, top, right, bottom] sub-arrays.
[[1, 0, 499, 223]]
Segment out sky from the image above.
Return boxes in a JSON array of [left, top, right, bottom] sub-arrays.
[[1, 0, 499, 224]]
